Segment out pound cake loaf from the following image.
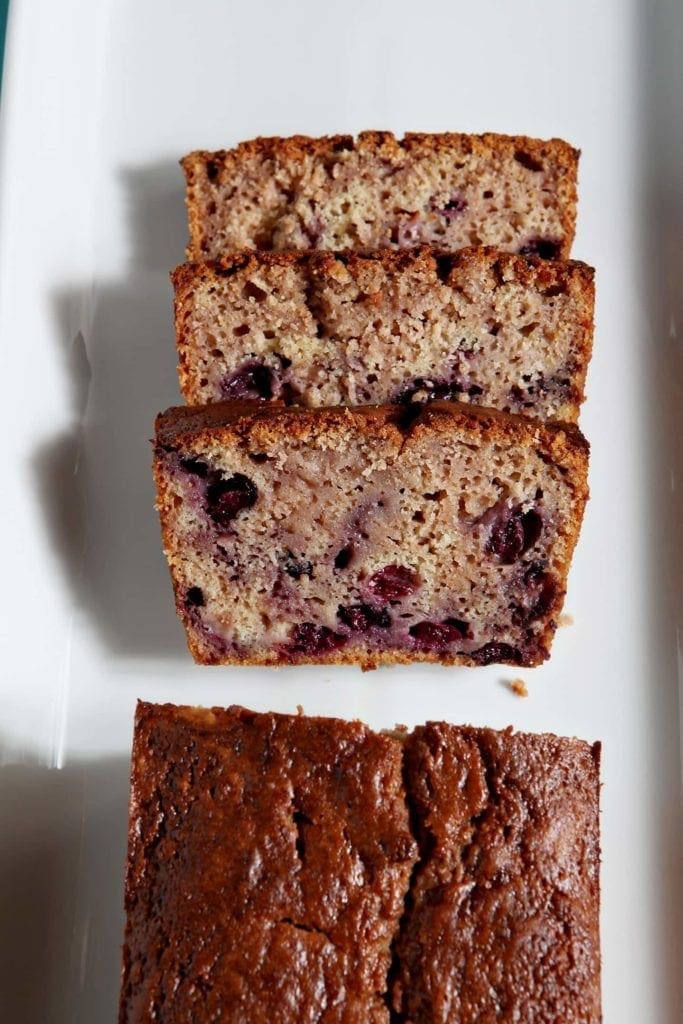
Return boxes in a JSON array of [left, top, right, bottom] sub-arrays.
[[173, 247, 594, 422], [120, 702, 417, 1024], [153, 400, 589, 668], [182, 132, 579, 259], [392, 723, 602, 1023], [120, 704, 602, 1023]]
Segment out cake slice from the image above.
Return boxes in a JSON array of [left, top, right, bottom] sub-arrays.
[[119, 701, 417, 1024], [173, 247, 594, 422], [153, 400, 589, 668], [182, 132, 579, 259], [392, 723, 602, 1023]]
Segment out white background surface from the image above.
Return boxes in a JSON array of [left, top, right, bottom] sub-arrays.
[[1, 0, 682, 1019]]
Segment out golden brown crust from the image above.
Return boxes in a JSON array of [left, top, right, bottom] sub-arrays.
[[122, 701, 417, 1022], [181, 131, 578, 171], [155, 397, 589, 461], [171, 245, 594, 289], [182, 132, 579, 260], [392, 723, 601, 1022], [153, 400, 588, 669], [122, 703, 601, 1019]]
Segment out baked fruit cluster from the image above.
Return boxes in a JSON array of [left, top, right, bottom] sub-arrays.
[[119, 702, 602, 1024], [155, 130, 593, 668]]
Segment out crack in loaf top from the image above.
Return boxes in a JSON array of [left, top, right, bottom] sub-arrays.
[[182, 131, 579, 259]]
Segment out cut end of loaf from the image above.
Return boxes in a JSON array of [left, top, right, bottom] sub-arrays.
[[153, 401, 588, 669], [181, 131, 579, 260], [171, 246, 594, 422]]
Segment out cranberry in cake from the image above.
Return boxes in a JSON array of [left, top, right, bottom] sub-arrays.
[[173, 247, 594, 422], [153, 400, 589, 668], [182, 132, 579, 259], [392, 723, 602, 1023], [119, 702, 416, 1024]]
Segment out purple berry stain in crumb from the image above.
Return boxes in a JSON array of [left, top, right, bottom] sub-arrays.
[[392, 215, 427, 247], [488, 505, 543, 564], [337, 604, 391, 632], [431, 194, 468, 220], [518, 238, 562, 260], [367, 565, 420, 602], [289, 622, 346, 655], [221, 360, 274, 401], [513, 563, 558, 625], [510, 373, 572, 409], [180, 457, 209, 478], [397, 377, 462, 404], [396, 374, 483, 405], [206, 473, 257, 528], [409, 619, 469, 650]]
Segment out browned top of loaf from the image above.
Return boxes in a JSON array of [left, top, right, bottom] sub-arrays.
[[120, 701, 416, 1023], [182, 130, 578, 172], [171, 244, 594, 294], [154, 398, 590, 483], [393, 723, 602, 1023]]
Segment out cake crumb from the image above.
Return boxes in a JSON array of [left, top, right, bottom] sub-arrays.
[[558, 612, 574, 628], [296, 704, 305, 716], [509, 678, 529, 698]]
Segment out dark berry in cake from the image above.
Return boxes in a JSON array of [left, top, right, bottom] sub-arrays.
[[409, 620, 468, 650], [206, 473, 257, 527], [470, 641, 522, 665], [185, 586, 205, 608], [519, 237, 562, 259], [221, 360, 274, 400], [367, 565, 419, 602], [513, 564, 559, 626], [288, 622, 346, 655], [337, 604, 391, 632], [488, 505, 543, 564]]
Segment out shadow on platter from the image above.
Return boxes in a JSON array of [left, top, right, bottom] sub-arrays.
[[0, 754, 130, 1023], [32, 161, 192, 659]]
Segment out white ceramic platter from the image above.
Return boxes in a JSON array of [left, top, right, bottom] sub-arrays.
[[1, 0, 682, 1019]]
